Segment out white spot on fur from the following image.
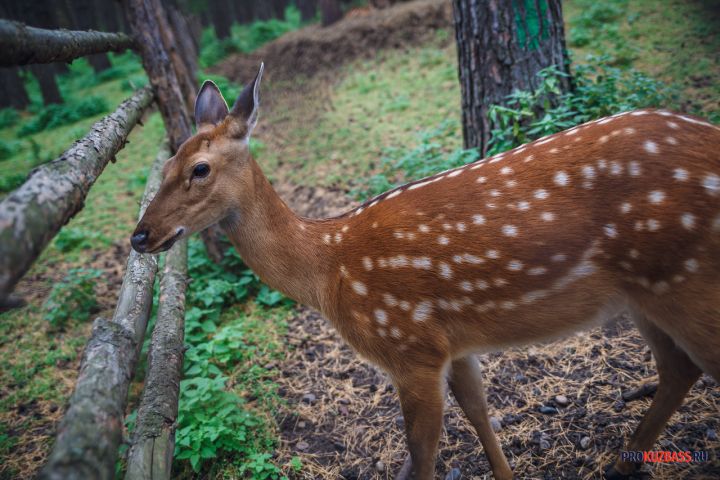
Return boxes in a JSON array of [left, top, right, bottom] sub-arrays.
[[362, 257, 373, 270], [517, 201, 530, 211], [644, 140, 659, 154], [551, 253, 567, 262], [500, 301, 517, 310], [475, 280, 489, 290], [412, 300, 432, 322], [412, 257, 432, 269], [502, 225, 518, 237], [486, 249, 500, 259], [684, 258, 699, 273], [399, 301, 410, 311], [377, 328, 386, 337], [554, 171, 569, 186], [528, 267, 547, 276], [389, 255, 409, 268], [582, 165, 596, 180], [648, 190, 665, 204], [456, 222, 467, 232], [604, 224, 618, 238], [628, 161, 642, 176], [472, 214, 486, 225], [438, 235, 450, 245], [665, 136, 678, 145], [439, 262, 453, 279], [390, 327, 402, 339], [610, 161, 623, 176], [647, 219, 661, 231], [489, 189, 502, 197], [673, 168, 688, 181], [629, 249, 640, 259], [374, 309, 388, 326], [505, 180, 517, 188], [418, 224, 430, 233], [534, 189, 549, 200], [476, 176, 487, 184], [378, 258, 387, 268], [323, 234, 331, 244], [493, 278, 508, 287], [681, 213, 696, 230], [383, 293, 398, 307], [501, 166, 513, 175], [702, 174, 720, 195], [352, 281, 367, 296], [507, 260, 524, 271], [541, 212, 555, 222], [620, 202, 632, 214], [459, 280, 473, 292], [667, 121, 679, 129]]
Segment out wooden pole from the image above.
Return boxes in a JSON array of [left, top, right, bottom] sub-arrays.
[[124, 237, 187, 480], [0, 20, 137, 66], [0, 86, 154, 307], [38, 145, 168, 480]]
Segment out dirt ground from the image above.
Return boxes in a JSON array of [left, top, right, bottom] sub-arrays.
[[211, 1, 720, 478]]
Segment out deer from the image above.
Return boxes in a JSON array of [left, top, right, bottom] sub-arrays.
[[130, 63, 720, 479]]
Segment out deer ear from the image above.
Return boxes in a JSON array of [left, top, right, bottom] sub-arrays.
[[194, 80, 229, 129], [229, 62, 264, 141]]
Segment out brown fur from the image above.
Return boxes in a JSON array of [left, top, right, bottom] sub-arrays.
[[134, 105, 720, 479]]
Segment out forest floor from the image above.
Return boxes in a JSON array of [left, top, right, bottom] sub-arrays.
[[1, 0, 719, 478], [212, 0, 720, 478]]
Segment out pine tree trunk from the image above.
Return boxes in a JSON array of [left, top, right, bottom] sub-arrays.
[[208, 0, 233, 39], [319, 0, 342, 26], [0, 67, 29, 109], [453, 0, 571, 155], [297, 0, 317, 21], [29, 64, 63, 105]]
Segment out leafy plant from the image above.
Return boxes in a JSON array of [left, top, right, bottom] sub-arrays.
[[18, 96, 109, 137], [0, 139, 20, 161], [0, 108, 20, 130], [0, 173, 26, 194], [53, 227, 110, 253], [43, 268, 102, 329], [485, 59, 678, 155]]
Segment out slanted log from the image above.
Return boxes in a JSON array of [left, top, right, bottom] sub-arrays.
[[39, 145, 168, 480], [125, 237, 188, 480], [0, 20, 137, 67], [0, 86, 155, 307]]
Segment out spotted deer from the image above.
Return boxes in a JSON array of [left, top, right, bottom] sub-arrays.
[[131, 64, 720, 479]]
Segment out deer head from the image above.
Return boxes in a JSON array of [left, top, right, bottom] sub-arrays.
[[130, 64, 264, 254]]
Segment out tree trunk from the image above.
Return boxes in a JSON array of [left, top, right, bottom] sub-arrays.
[[453, 0, 571, 155], [271, 0, 289, 19], [38, 145, 166, 480], [297, 0, 317, 21], [319, 0, 342, 26], [28, 64, 63, 105], [254, 0, 273, 20], [0, 67, 29, 109], [208, 0, 233, 39], [0, 86, 154, 306]]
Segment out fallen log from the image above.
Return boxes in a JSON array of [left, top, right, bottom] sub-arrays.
[[0, 86, 154, 307], [0, 20, 137, 67], [38, 145, 167, 480]]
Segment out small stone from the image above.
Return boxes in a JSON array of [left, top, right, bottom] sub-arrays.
[[707, 428, 718, 441], [445, 467, 462, 480], [580, 436, 591, 450], [297, 421, 306, 429], [554, 394, 569, 406], [339, 405, 349, 416], [539, 406, 558, 415], [539, 438, 551, 450], [296, 441, 309, 451], [338, 397, 351, 405], [489, 416, 502, 433], [375, 461, 385, 473], [301, 393, 316, 404]]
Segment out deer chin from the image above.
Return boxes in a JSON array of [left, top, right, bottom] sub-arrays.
[[148, 227, 185, 254]]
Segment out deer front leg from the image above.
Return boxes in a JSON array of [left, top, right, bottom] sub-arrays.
[[448, 356, 513, 480], [394, 369, 445, 480]]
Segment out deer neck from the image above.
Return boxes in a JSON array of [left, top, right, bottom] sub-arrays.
[[220, 159, 337, 312]]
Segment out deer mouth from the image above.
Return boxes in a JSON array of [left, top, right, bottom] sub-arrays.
[[149, 227, 185, 254]]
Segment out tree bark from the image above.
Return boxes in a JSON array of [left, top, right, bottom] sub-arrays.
[[0, 20, 137, 67], [0, 67, 30, 109], [207, 0, 233, 39], [297, 0, 317, 22], [124, 238, 187, 480], [319, 0, 342, 26], [38, 145, 168, 480], [0, 86, 154, 307], [453, 0, 571, 154], [28, 64, 63, 105]]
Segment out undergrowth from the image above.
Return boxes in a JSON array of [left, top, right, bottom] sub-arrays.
[[43, 268, 102, 330], [356, 56, 679, 199]]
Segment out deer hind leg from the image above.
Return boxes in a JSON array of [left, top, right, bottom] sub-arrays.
[[393, 367, 446, 480], [448, 355, 513, 480], [605, 312, 702, 479]]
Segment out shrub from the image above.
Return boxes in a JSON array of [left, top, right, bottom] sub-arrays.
[[0, 173, 26, 193], [18, 96, 109, 137], [0, 139, 20, 161], [53, 227, 109, 253], [43, 268, 101, 330], [0, 108, 20, 130]]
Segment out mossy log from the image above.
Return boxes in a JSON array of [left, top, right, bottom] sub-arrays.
[[0, 20, 137, 66], [0, 86, 154, 307], [38, 146, 168, 480]]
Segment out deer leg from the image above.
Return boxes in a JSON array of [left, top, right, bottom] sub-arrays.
[[448, 355, 513, 480], [605, 315, 702, 479], [394, 370, 445, 480]]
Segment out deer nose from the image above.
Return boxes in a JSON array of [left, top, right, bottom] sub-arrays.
[[131, 229, 149, 252]]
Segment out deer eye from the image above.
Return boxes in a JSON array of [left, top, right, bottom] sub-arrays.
[[192, 163, 210, 179]]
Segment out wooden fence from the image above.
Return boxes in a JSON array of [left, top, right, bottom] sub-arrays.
[[0, 0, 199, 478]]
